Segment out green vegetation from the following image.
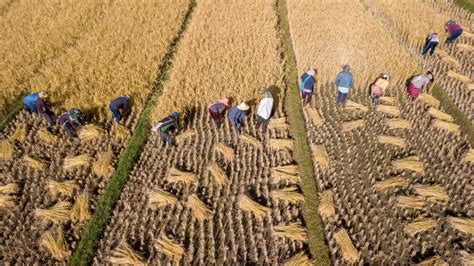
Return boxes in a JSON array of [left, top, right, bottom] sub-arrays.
[[277, 0, 331, 264], [0, 96, 25, 131], [454, 0, 474, 12]]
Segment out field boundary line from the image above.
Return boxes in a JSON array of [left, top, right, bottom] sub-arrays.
[[0, 94, 24, 131], [276, 0, 331, 264], [69, 0, 197, 264], [453, 0, 474, 12]]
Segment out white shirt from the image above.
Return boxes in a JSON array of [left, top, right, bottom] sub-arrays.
[[257, 98, 274, 120]]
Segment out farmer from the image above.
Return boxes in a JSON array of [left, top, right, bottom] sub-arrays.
[[255, 88, 274, 133], [445, 20, 463, 44], [57, 108, 83, 138], [407, 71, 434, 100], [23, 91, 45, 113], [336, 65, 353, 107], [34, 91, 55, 127], [228, 102, 249, 137], [421, 33, 440, 56], [299, 69, 317, 106], [371, 73, 390, 106], [208, 97, 230, 128], [109, 95, 131, 123], [152, 112, 180, 146]]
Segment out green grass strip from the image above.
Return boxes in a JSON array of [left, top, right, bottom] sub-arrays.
[[454, 0, 474, 12], [431, 83, 474, 144], [69, 1, 196, 265], [277, 0, 331, 264], [0, 95, 25, 131]]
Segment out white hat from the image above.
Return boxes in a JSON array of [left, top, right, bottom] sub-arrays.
[[237, 102, 250, 111], [307, 69, 316, 76]]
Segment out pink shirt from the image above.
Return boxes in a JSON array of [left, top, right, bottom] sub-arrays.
[[429, 33, 440, 42], [447, 23, 462, 34]]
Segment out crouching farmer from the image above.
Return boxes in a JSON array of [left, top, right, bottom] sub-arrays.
[[109, 95, 131, 123], [208, 97, 230, 128], [255, 88, 274, 133], [228, 102, 249, 137], [407, 72, 434, 100], [23, 90, 55, 127], [300, 69, 317, 106], [371, 73, 390, 106], [152, 112, 180, 146], [57, 108, 83, 138], [336, 65, 353, 107]]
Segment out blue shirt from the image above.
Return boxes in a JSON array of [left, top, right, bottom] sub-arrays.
[[336, 71, 353, 89], [228, 105, 245, 126], [23, 93, 39, 107], [300, 73, 314, 92], [109, 97, 129, 110]]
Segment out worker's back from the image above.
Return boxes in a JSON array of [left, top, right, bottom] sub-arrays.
[[109, 96, 128, 109], [23, 93, 39, 106]]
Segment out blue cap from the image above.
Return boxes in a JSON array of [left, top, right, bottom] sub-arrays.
[[172, 112, 179, 118]]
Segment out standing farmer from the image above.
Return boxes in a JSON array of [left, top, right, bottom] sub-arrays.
[[152, 112, 180, 146], [370, 74, 390, 107], [422, 33, 440, 56], [407, 71, 434, 100], [228, 102, 249, 137], [208, 97, 230, 128], [445, 20, 463, 44], [57, 108, 83, 138], [109, 95, 131, 123], [299, 69, 317, 106], [255, 88, 274, 133], [336, 65, 353, 107]]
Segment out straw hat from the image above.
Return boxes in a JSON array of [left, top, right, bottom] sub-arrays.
[[237, 102, 249, 111]]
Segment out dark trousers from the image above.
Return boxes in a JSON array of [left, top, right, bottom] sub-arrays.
[[110, 107, 122, 122], [160, 131, 175, 146], [63, 122, 75, 137], [24, 104, 38, 113], [422, 41, 438, 55], [41, 111, 54, 127], [209, 109, 223, 128], [255, 115, 269, 132], [301, 91, 313, 106], [337, 91, 348, 104], [447, 29, 463, 43]]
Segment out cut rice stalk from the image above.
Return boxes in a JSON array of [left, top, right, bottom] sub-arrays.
[[334, 229, 360, 263], [341, 119, 365, 132], [207, 163, 228, 186], [380, 96, 396, 105], [414, 185, 449, 202], [0, 183, 19, 194], [427, 108, 453, 122], [239, 195, 270, 219], [271, 164, 300, 184], [345, 100, 368, 112], [63, 154, 92, 170], [175, 129, 195, 144], [48, 180, 78, 197], [306, 107, 324, 126], [433, 119, 460, 133], [313, 145, 330, 169], [415, 256, 448, 266], [447, 216, 474, 235], [70, 192, 91, 223], [92, 151, 114, 178], [149, 189, 178, 209], [40, 229, 71, 261], [457, 43, 474, 52], [240, 134, 262, 148], [268, 117, 289, 130], [11, 126, 27, 142], [392, 156, 424, 174], [318, 190, 335, 219], [167, 168, 198, 185], [78, 124, 105, 141], [38, 128, 57, 143], [269, 138, 294, 150], [24, 155, 47, 170], [374, 176, 407, 190], [0, 194, 16, 209], [418, 93, 440, 108], [109, 242, 146, 266], [271, 186, 305, 204], [35, 201, 71, 225], [459, 251, 474, 266], [461, 149, 474, 164], [0, 140, 14, 161], [396, 196, 425, 209], [376, 135, 406, 148], [404, 218, 436, 236], [154, 236, 184, 263], [441, 55, 461, 69], [214, 142, 234, 162], [377, 105, 401, 117], [113, 123, 130, 141], [274, 222, 307, 242], [447, 71, 471, 83], [467, 83, 474, 92], [386, 118, 411, 130], [284, 251, 313, 266], [187, 194, 212, 222]]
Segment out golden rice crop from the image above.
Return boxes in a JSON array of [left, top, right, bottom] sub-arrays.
[[341, 119, 365, 132], [148, 189, 178, 209], [39, 229, 71, 261], [306, 107, 324, 126], [0, 194, 16, 209], [167, 168, 198, 185], [35, 201, 71, 225], [78, 125, 105, 141], [447, 216, 474, 235], [11, 126, 27, 142], [207, 163, 229, 186], [380, 96, 396, 105], [175, 129, 196, 145], [376, 135, 406, 148], [0, 140, 14, 161], [392, 156, 424, 174], [113, 123, 130, 142], [63, 154, 92, 170], [239, 195, 270, 219], [214, 142, 235, 162], [373, 176, 407, 190], [187, 194, 212, 222], [271, 164, 300, 184], [269, 138, 294, 150], [273, 222, 307, 242], [0, 183, 19, 194], [404, 218, 436, 236], [284, 251, 313, 266], [385, 118, 411, 129], [440, 55, 461, 69], [427, 108, 453, 122], [109, 242, 146, 266], [28, 0, 191, 114], [461, 149, 474, 164], [70, 192, 91, 223], [376, 105, 401, 117], [92, 151, 114, 178], [447, 71, 471, 83], [268, 117, 289, 130], [240, 134, 262, 149], [459, 251, 474, 265], [418, 93, 440, 108], [345, 100, 368, 112], [48, 180, 78, 197], [458, 44, 474, 52], [414, 185, 449, 202], [432, 119, 460, 133], [318, 190, 335, 219], [334, 229, 360, 263], [37, 128, 57, 143], [152, 0, 283, 119], [313, 145, 330, 169], [415, 256, 448, 266], [154, 236, 185, 263], [23, 155, 47, 170], [271, 186, 305, 204], [396, 196, 426, 209]]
